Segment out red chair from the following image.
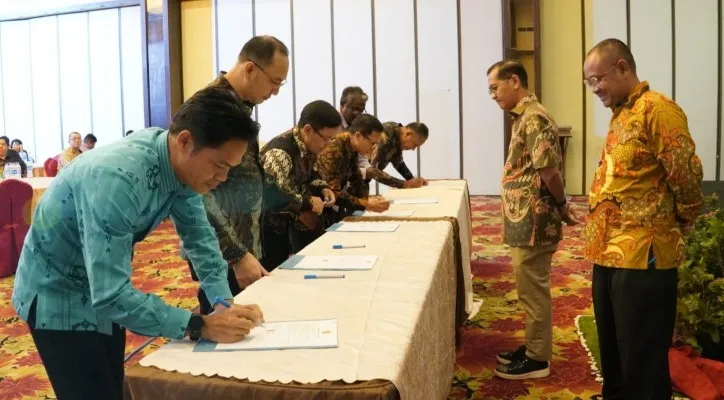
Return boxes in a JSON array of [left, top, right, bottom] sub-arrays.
[[44, 157, 58, 177], [0, 179, 33, 277]]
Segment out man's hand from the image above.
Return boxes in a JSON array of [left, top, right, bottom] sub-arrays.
[[402, 178, 425, 189], [298, 211, 319, 230], [365, 196, 390, 213], [201, 303, 264, 343], [310, 196, 325, 214], [560, 203, 581, 226], [421, 178, 429, 186], [322, 188, 336, 207], [232, 253, 269, 289]]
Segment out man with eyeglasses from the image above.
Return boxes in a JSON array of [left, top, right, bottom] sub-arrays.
[[316, 114, 390, 224], [486, 60, 579, 380], [583, 39, 703, 399], [260, 100, 341, 270], [184, 35, 290, 315]]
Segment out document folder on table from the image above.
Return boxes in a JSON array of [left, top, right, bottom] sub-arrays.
[[193, 319, 339, 352]]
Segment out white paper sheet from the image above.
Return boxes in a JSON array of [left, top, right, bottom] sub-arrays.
[[280, 255, 378, 271], [389, 197, 438, 204], [327, 222, 400, 232], [352, 210, 415, 217], [205, 319, 338, 351]]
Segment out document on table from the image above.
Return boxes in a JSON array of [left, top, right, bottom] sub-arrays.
[[279, 255, 378, 271], [195, 319, 338, 352], [326, 222, 399, 232], [389, 197, 438, 204], [352, 209, 415, 217]]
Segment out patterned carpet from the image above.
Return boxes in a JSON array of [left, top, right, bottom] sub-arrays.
[[0, 196, 599, 400]]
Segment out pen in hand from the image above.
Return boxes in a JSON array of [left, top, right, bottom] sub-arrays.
[[213, 296, 265, 328]]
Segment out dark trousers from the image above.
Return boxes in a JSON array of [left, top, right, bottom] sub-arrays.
[[592, 264, 678, 400], [27, 300, 126, 400], [261, 225, 323, 272], [188, 261, 241, 315]]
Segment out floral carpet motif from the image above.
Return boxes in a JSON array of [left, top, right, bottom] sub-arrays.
[[0, 196, 599, 400]]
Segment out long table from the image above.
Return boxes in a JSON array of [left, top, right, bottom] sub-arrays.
[[125, 181, 472, 400]]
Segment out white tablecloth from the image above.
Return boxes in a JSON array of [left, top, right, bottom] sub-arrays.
[[139, 221, 457, 400], [376, 179, 473, 315]]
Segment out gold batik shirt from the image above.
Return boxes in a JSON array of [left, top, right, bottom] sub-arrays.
[[585, 81, 704, 269], [502, 95, 563, 247]]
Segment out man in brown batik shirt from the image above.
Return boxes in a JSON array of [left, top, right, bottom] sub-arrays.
[[487, 60, 579, 380]]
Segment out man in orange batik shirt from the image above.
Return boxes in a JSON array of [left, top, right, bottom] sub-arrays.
[[583, 38, 704, 400]]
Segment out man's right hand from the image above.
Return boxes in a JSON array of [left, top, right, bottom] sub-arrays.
[[310, 196, 325, 214], [200, 303, 264, 343], [402, 178, 425, 189], [232, 253, 267, 289], [366, 197, 390, 213]]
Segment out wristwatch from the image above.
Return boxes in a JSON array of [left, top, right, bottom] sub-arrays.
[[187, 314, 204, 341]]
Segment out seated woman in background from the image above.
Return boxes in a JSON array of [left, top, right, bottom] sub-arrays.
[[0, 136, 28, 178], [315, 114, 390, 225], [58, 132, 83, 171], [11, 139, 34, 164]]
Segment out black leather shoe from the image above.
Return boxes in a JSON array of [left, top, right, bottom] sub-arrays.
[[495, 356, 550, 380], [496, 345, 527, 365]]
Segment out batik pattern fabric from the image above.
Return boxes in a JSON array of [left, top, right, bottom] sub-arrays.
[[585, 81, 704, 269], [261, 127, 328, 234], [367, 121, 415, 188], [501, 95, 563, 247], [57, 147, 81, 171], [316, 133, 368, 211]]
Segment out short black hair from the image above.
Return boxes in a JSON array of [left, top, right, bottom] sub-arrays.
[[405, 122, 429, 140], [0, 136, 8, 146], [588, 38, 637, 72], [169, 85, 260, 149], [238, 35, 289, 67], [349, 114, 384, 138], [125, 130, 134, 136], [11, 138, 22, 146], [298, 100, 343, 131], [339, 86, 368, 106], [84, 133, 97, 144], [487, 60, 529, 89]]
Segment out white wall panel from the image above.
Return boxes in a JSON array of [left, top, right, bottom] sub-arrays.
[[58, 13, 92, 143], [120, 6, 145, 132], [333, 0, 374, 112], [461, 0, 504, 195], [215, 0, 253, 74], [675, 0, 717, 180], [0, 21, 36, 157], [292, 0, 334, 108], [417, 0, 460, 180], [374, 0, 417, 183], [629, 0, 672, 98], [30, 16, 62, 162], [254, 0, 295, 142], [89, 9, 123, 147]]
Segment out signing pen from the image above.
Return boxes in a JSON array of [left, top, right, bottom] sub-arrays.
[[332, 244, 366, 249], [304, 274, 346, 279], [213, 296, 265, 327]]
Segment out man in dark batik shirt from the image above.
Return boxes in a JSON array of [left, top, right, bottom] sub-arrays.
[[365, 121, 429, 189], [185, 35, 290, 315], [261, 100, 342, 270], [316, 114, 390, 224]]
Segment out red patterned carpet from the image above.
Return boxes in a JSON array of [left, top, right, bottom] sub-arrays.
[[0, 196, 599, 400]]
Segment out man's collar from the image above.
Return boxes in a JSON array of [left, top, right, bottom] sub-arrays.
[[292, 127, 309, 157], [508, 94, 537, 118], [615, 81, 650, 111], [156, 130, 184, 193]]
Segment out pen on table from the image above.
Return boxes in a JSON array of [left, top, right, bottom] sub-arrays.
[[304, 274, 346, 279], [213, 296, 265, 327], [332, 244, 365, 249]]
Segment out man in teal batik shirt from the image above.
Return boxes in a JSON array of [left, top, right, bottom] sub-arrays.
[[12, 85, 264, 400]]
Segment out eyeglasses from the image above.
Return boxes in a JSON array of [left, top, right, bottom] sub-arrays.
[[584, 63, 618, 88], [488, 77, 511, 95], [250, 60, 286, 87], [313, 128, 332, 144]]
